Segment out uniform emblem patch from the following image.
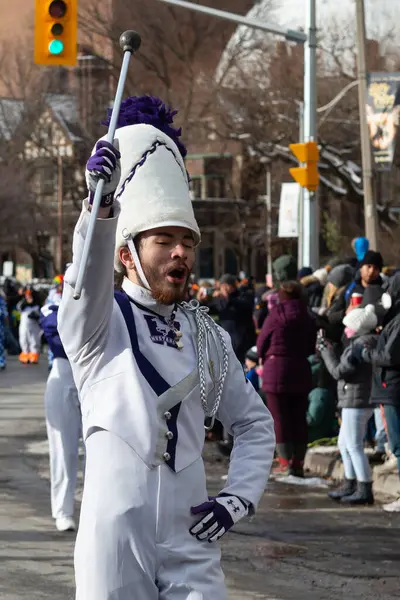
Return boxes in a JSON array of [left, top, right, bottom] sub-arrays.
[[143, 314, 181, 348]]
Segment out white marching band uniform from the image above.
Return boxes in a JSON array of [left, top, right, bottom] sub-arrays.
[[59, 111, 275, 599], [19, 304, 41, 356], [40, 302, 82, 530]]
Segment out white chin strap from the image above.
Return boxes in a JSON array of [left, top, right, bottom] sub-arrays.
[[122, 229, 151, 291]]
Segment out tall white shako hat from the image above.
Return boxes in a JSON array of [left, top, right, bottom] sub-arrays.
[[91, 96, 200, 288]]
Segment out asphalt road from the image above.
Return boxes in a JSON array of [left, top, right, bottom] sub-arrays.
[[0, 357, 399, 600]]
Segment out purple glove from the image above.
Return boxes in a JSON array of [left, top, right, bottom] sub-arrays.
[[86, 140, 121, 207], [190, 494, 249, 543]]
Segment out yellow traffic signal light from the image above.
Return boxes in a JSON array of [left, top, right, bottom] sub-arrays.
[[34, 0, 78, 66], [289, 141, 319, 192]]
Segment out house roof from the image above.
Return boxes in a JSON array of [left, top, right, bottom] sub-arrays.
[[0, 94, 83, 143], [0, 99, 25, 141]]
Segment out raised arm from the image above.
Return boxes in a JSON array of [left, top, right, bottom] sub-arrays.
[[58, 141, 121, 365]]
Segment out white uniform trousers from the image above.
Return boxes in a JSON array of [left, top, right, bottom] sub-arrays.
[[45, 357, 82, 519], [19, 312, 41, 354], [75, 429, 226, 600]]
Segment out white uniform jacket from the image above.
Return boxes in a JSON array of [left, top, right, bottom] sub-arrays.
[[59, 202, 275, 510]]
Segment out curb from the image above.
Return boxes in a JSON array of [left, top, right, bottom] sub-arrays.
[[304, 447, 400, 498]]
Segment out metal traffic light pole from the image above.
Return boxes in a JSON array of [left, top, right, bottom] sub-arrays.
[[302, 0, 318, 268], [153, 0, 307, 42], [154, 0, 316, 265], [355, 0, 378, 250]]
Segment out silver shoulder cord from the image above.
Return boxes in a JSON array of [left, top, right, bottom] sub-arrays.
[[180, 300, 229, 431]]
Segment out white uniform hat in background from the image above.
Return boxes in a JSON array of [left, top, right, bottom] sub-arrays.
[[342, 304, 378, 335], [88, 96, 201, 287]]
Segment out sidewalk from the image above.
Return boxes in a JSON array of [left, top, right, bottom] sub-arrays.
[[305, 445, 399, 498]]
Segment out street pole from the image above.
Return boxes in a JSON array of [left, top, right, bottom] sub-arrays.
[[302, 0, 318, 269], [265, 170, 272, 277], [355, 0, 378, 249], [57, 154, 63, 273], [297, 101, 304, 270]]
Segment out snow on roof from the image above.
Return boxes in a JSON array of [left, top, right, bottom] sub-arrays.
[[46, 94, 82, 142], [0, 95, 82, 143], [0, 99, 25, 140]]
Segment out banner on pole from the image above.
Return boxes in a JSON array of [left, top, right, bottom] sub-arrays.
[[366, 72, 400, 171], [278, 183, 300, 238]]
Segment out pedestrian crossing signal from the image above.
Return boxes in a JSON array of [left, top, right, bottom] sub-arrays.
[[289, 141, 319, 192], [34, 0, 78, 66]]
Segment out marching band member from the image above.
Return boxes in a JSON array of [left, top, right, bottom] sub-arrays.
[[59, 95, 275, 600], [40, 296, 82, 532], [45, 275, 64, 370], [18, 287, 41, 364]]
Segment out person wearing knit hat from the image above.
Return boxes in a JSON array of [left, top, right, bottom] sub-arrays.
[[298, 266, 312, 280], [345, 250, 384, 308], [316, 264, 355, 343], [318, 305, 378, 505], [299, 268, 325, 309], [273, 254, 297, 284], [352, 236, 370, 262], [313, 267, 328, 287], [58, 95, 274, 599], [244, 346, 260, 392]]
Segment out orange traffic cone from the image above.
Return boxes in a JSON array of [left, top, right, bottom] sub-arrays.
[[29, 352, 39, 364], [19, 352, 29, 364]]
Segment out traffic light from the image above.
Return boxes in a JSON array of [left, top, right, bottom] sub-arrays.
[[34, 0, 78, 66], [289, 141, 319, 192]]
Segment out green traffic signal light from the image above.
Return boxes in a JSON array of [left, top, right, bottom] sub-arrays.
[[49, 39, 64, 55]]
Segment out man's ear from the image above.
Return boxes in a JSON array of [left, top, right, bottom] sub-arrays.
[[119, 245, 135, 271]]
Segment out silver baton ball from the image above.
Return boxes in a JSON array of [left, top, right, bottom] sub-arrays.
[[73, 30, 142, 300]]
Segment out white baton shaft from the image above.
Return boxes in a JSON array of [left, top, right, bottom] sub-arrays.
[[73, 30, 141, 300]]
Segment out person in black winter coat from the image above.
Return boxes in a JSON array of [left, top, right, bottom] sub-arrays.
[[345, 250, 384, 307], [319, 305, 378, 505], [202, 274, 256, 364], [355, 272, 400, 512]]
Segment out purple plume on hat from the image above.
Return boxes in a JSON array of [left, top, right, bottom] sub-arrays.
[[102, 95, 187, 158]]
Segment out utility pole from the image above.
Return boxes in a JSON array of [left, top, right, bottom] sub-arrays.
[[265, 170, 272, 277], [302, 0, 318, 268], [355, 0, 378, 249], [297, 101, 304, 270], [57, 154, 63, 273]]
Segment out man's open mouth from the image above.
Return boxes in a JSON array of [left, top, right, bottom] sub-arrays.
[[166, 268, 187, 284]]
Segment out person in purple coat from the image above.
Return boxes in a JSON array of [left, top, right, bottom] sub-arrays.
[[257, 281, 317, 477]]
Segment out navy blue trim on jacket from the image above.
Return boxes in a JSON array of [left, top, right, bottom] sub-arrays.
[[40, 305, 67, 360], [114, 291, 181, 471]]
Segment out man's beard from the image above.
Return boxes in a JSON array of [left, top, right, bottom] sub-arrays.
[[140, 261, 191, 305]]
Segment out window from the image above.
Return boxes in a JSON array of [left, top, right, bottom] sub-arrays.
[[189, 178, 202, 199], [206, 176, 225, 199]]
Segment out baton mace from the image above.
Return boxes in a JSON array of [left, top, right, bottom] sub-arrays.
[[73, 30, 142, 300]]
